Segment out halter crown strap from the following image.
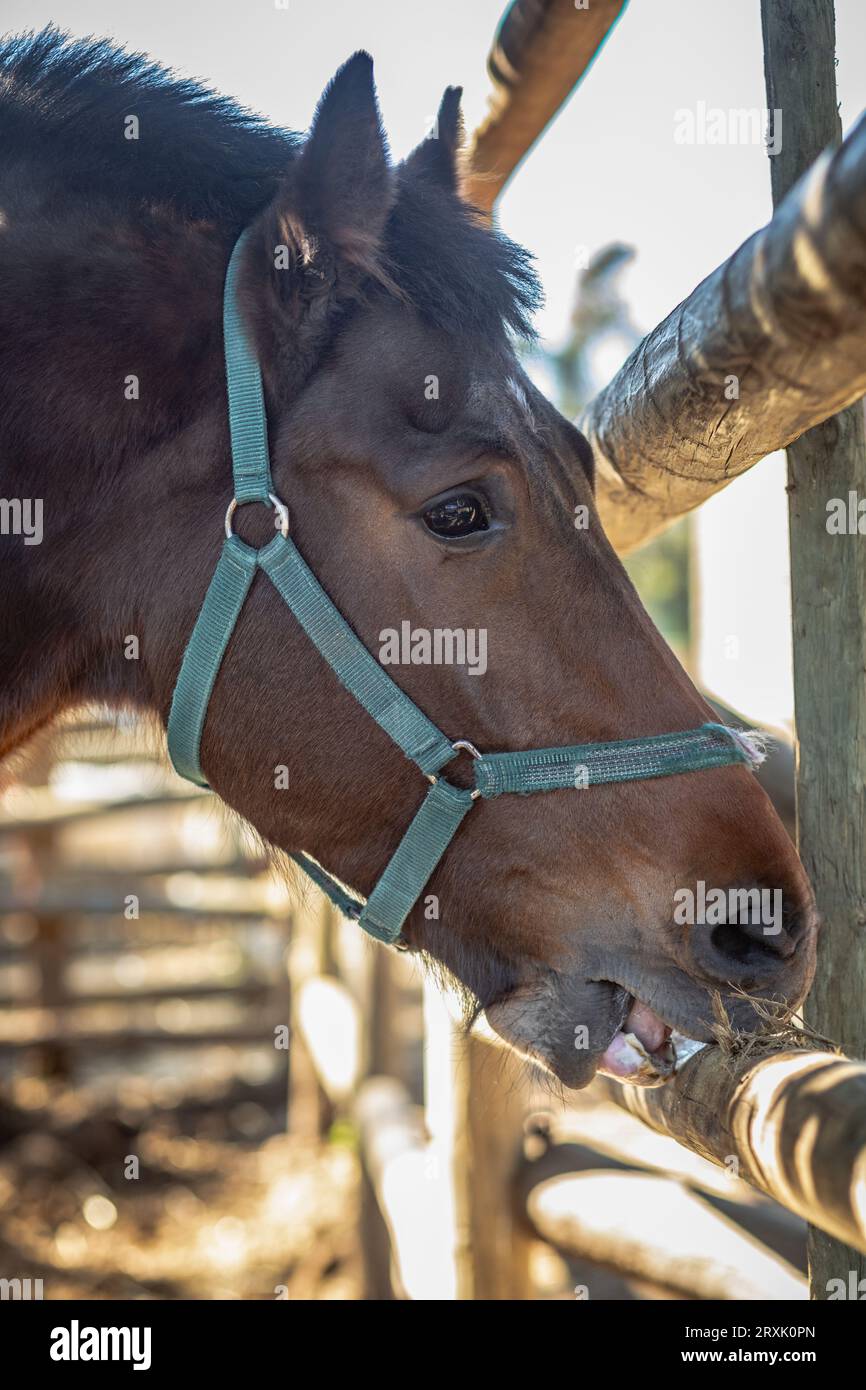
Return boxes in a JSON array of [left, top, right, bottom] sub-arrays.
[[167, 229, 760, 946], [222, 233, 274, 504]]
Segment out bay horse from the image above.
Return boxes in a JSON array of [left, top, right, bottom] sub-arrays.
[[0, 28, 816, 1088]]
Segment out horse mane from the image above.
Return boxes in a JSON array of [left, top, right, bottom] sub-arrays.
[[0, 25, 293, 222], [0, 25, 541, 339]]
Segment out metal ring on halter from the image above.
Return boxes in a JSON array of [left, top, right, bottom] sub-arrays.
[[452, 739, 483, 800], [424, 738, 484, 797], [224, 493, 290, 540]]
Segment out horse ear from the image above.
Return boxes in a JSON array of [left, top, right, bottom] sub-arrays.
[[402, 87, 464, 192], [290, 52, 393, 266], [258, 51, 394, 324]]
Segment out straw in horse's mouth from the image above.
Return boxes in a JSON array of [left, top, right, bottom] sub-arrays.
[[598, 995, 706, 1088]]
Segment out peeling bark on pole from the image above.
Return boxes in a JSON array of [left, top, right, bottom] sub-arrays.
[[465, 0, 628, 213], [582, 111, 866, 553], [600, 1046, 866, 1259], [760, 0, 866, 1301]]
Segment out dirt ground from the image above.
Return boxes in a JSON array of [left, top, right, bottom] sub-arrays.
[[0, 1065, 362, 1301]]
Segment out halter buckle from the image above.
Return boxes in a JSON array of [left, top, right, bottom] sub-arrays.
[[452, 739, 481, 761], [225, 493, 290, 540]]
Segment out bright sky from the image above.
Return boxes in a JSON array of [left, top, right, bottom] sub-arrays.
[[6, 0, 865, 727]]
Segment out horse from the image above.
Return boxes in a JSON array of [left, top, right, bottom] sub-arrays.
[[0, 28, 816, 1089]]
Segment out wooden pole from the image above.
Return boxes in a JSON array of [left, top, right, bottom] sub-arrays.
[[355, 1077, 433, 1300], [598, 1044, 866, 1259], [287, 895, 336, 1138], [456, 1037, 536, 1299], [465, 0, 628, 213], [367, 947, 398, 1078], [580, 111, 866, 553], [760, 0, 866, 1300], [527, 1170, 805, 1300], [424, 983, 534, 1300], [26, 821, 69, 1078], [465, 1, 866, 559]]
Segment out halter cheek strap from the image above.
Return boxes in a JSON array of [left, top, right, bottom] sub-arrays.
[[166, 229, 760, 946]]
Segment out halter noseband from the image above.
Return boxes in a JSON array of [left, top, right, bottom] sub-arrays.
[[166, 230, 758, 946]]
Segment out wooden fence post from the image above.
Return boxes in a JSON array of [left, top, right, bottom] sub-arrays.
[[359, 947, 401, 1300], [760, 0, 866, 1299], [424, 982, 534, 1300], [287, 894, 336, 1139], [27, 821, 69, 1080]]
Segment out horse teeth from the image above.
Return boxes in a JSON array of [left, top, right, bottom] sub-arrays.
[[670, 1031, 709, 1070]]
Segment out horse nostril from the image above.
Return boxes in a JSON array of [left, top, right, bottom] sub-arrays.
[[710, 920, 786, 963], [687, 884, 808, 985]]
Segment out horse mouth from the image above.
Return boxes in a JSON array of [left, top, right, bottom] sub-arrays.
[[597, 995, 705, 1088], [484, 978, 711, 1091]]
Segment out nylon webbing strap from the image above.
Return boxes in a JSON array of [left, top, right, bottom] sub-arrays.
[[475, 723, 751, 798], [223, 229, 273, 504], [167, 227, 764, 950], [358, 779, 476, 943], [259, 533, 456, 777], [167, 536, 258, 785], [289, 851, 364, 921]]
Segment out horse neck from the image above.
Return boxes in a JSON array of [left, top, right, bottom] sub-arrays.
[[0, 183, 228, 759], [1, 189, 227, 477]]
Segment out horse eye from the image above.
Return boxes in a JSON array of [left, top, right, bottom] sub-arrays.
[[422, 493, 490, 539]]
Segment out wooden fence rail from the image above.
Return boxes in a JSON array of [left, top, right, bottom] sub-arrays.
[[602, 1045, 866, 1258], [465, 0, 628, 212]]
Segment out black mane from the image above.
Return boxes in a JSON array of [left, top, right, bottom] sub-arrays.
[[0, 25, 540, 339], [0, 26, 293, 222]]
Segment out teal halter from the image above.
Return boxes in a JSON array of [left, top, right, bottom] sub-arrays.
[[167, 230, 757, 946]]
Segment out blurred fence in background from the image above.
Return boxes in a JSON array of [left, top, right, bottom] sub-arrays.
[[0, 711, 289, 1084], [0, 712, 361, 1301]]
